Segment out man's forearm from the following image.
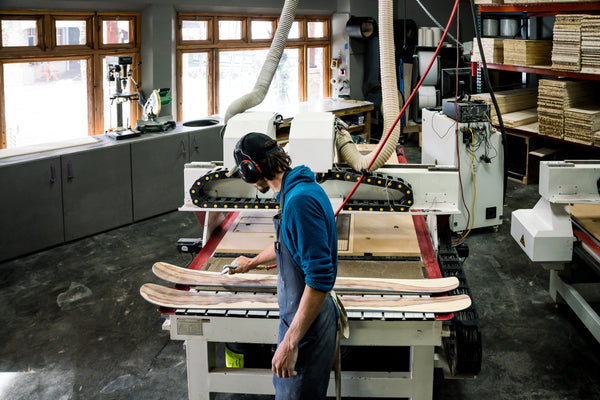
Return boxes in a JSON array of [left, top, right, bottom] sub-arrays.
[[284, 285, 328, 347]]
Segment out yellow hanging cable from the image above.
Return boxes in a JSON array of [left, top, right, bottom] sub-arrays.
[[455, 128, 477, 243]]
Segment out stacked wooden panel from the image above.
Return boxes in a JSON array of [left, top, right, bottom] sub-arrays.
[[503, 40, 552, 66], [474, 0, 502, 3], [581, 15, 600, 74], [564, 105, 600, 145], [471, 88, 537, 123], [537, 79, 594, 139], [552, 15, 584, 72], [471, 38, 504, 64]]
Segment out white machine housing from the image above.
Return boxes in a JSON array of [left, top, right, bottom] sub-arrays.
[[223, 112, 278, 170], [511, 160, 600, 262], [421, 108, 504, 232], [288, 112, 335, 173]]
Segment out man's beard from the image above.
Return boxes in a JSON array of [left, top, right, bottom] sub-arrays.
[[255, 180, 270, 193]]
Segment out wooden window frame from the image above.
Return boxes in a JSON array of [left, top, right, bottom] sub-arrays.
[[98, 13, 139, 50], [249, 17, 277, 43], [285, 18, 306, 42], [175, 13, 331, 120], [0, 13, 45, 53], [50, 14, 94, 51], [306, 17, 330, 41], [0, 10, 141, 149], [177, 15, 213, 46], [216, 17, 247, 45], [176, 49, 214, 123]]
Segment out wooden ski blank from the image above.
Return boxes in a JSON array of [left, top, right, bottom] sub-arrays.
[[140, 283, 471, 314], [152, 262, 460, 294]]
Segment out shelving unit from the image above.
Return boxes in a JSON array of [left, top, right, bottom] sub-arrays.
[[474, 1, 600, 178]]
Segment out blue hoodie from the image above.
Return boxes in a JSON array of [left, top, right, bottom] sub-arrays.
[[276, 165, 337, 292]]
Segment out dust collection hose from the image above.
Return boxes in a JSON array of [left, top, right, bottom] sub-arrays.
[[335, 0, 401, 172], [334, 0, 460, 216], [223, 0, 298, 123]]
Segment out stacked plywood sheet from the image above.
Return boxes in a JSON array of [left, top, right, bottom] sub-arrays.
[[581, 15, 600, 74], [537, 79, 595, 139], [552, 15, 584, 72], [503, 40, 552, 66], [474, 0, 502, 3], [471, 88, 538, 122], [564, 105, 600, 145], [501, 108, 538, 128], [471, 38, 504, 64]]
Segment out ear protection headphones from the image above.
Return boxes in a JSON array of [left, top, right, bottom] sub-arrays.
[[233, 133, 282, 184]]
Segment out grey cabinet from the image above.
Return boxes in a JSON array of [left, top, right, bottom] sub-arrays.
[[131, 133, 189, 221], [0, 157, 64, 261], [188, 124, 223, 162], [62, 145, 133, 241]]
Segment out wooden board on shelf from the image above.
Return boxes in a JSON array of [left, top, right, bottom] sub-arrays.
[[581, 15, 600, 75], [518, 121, 539, 134], [503, 40, 552, 67], [537, 78, 597, 139], [496, 108, 538, 128], [471, 88, 537, 120], [552, 14, 584, 72], [564, 104, 600, 145], [472, 38, 504, 64]]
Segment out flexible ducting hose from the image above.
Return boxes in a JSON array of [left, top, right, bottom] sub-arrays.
[[223, 0, 298, 123], [336, 0, 401, 172]]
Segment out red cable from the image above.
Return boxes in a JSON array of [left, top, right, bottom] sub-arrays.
[[335, 0, 461, 217]]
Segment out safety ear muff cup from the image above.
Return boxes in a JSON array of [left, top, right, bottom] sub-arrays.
[[237, 159, 263, 184], [234, 137, 263, 183], [233, 132, 282, 184]]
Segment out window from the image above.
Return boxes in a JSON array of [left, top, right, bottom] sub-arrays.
[[251, 19, 275, 41], [180, 52, 210, 120], [0, 11, 140, 149], [182, 20, 209, 41], [1, 18, 40, 47], [218, 19, 244, 41], [176, 13, 330, 119], [4, 60, 89, 148], [54, 18, 88, 46]]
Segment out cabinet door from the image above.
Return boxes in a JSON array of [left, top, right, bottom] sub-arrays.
[[131, 133, 189, 221], [189, 125, 223, 162], [62, 145, 133, 241], [0, 157, 64, 261]]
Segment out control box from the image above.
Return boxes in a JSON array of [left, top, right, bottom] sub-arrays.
[[442, 99, 490, 123]]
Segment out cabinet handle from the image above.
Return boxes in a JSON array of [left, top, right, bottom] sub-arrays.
[[193, 136, 199, 150], [50, 164, 56, 183], [67, 161, 74, 180], [181, 139, 187, 155]]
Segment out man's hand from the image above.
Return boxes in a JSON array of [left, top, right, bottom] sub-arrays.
[[272, 337, 298, 378], [229, 243, 277, 275], [229, 256, 254, 274]]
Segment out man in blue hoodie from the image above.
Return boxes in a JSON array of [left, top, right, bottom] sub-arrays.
[[229, 132, 338, 400]]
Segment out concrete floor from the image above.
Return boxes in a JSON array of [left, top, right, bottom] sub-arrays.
[[1, 138, 600, 400]]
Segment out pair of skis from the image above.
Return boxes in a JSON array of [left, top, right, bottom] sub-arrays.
[[140, 262, 471, 313]]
